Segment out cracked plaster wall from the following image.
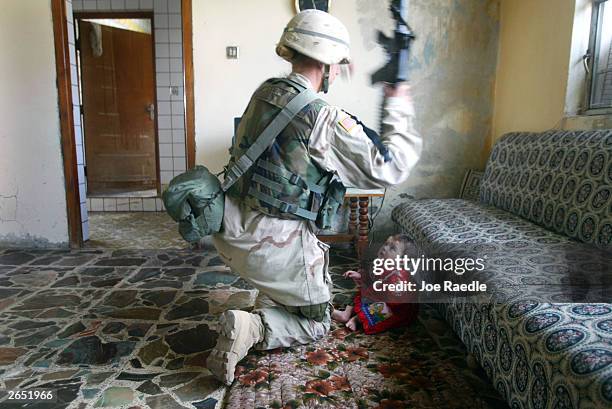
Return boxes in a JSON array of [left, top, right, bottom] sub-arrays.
[[0, 1, 69, 247]]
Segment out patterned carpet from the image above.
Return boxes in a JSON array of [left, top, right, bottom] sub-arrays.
[[226, 307, 507, 409], [0, 213, 507, 408]]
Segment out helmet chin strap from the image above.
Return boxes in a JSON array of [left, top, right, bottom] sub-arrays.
[[322, 64, 330, 93]]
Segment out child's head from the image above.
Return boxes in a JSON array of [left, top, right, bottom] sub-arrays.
[[361, 234, 413, 286], [363, 234, 415, 303], [377, 234, 412, 260]]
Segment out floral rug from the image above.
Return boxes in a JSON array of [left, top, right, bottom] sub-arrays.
[[225, 304, 508, 409]]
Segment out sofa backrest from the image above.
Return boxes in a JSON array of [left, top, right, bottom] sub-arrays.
[[480, 130, 612, 248]]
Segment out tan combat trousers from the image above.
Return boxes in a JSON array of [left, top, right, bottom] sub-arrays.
[[252, 294, 332, 349]]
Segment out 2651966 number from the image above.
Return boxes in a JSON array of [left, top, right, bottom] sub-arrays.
[[7, 390, 54, 400]]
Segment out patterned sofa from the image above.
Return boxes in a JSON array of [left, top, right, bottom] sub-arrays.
[[392, 131, 612, 409]]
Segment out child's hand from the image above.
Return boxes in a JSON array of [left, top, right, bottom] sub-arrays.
[[344, 270, 362, 283]]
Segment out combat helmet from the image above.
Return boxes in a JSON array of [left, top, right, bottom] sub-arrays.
[[276, 10, 350, 92]]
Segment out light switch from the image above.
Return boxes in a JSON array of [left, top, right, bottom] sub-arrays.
[[226, 46, 239, 59]]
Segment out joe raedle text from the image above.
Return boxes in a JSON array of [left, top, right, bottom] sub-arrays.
[[372, 280, 487, 293]]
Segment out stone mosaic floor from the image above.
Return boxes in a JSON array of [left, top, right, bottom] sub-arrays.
[[86, 213, 189, 249], [0, 246, 239, 408], [0, 213, 506, 408]]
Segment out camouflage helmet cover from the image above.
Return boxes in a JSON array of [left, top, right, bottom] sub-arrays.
[[276, 9, 351, 65]]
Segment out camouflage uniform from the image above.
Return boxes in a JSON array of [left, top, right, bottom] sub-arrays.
[[212, 72, 422, 349], [227, 77, 335, 229]]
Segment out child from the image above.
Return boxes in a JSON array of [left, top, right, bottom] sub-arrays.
[[332, 234, 419, 334]]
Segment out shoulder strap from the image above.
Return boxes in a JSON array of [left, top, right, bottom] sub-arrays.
[[272, 77, 306, 91], [345, 112, 391, 163], [221, 87, 318, 191]]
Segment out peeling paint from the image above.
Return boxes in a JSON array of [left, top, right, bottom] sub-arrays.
[[356, 0, 394, 51], [423, 37, 436, 66], [370, 0, 500, 237], [0, 232, 66, 249], [0, 195, 18, 222]]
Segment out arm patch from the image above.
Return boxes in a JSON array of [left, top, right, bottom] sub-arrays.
[[342, 111, 391, 163], [338, 115, 358, 134]]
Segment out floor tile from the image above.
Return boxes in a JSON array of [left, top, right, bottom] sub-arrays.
[[86, 289, 178, 321], [0, 266, 75, 288], [2, 289, 103, 320], [52, 266, 137, 289]]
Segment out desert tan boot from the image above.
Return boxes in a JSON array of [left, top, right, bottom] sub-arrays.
[[206, 310, 265, 385]]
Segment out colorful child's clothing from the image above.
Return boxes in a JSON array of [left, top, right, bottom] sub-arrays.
[[353, 268, 418, 334]]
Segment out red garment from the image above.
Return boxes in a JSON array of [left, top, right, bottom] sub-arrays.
[[353, 268, 418, 334]]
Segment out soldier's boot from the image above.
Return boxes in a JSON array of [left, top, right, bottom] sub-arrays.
[[206, 310, 265, 385]]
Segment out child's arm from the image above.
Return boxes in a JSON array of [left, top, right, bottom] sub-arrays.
[[343, 270, 362, 284]]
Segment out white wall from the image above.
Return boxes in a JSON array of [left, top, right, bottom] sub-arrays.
[[193, 0, 389, 174], [0, 0, 69, 247]]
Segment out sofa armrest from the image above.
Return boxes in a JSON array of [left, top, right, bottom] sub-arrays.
[[459, 169, 484, 201]]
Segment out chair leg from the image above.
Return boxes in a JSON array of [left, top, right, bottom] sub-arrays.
[[357, 196, 369, 261]]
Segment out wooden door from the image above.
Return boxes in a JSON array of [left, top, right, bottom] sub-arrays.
[[79, 20, 158, 195]]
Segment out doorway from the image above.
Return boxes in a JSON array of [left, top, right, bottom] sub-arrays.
[[76, 14, 160, 197], [51, 0, 196, 247]]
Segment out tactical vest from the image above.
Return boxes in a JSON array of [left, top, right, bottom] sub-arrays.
[[227, 77, 345, 229]]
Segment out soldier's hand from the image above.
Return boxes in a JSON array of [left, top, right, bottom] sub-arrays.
[[383, 83, 411, 102]]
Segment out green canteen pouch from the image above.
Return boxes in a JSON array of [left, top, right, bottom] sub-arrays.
[[315, 177, 346, 230]]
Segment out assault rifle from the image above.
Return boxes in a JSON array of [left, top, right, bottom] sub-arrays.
[[370, 0, 415, 85]]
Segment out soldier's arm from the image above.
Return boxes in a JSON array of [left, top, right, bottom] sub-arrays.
[[309, 93, 422, 189]]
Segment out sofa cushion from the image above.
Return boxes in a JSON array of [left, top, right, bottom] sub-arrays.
[[479, 131, 612, 248], [392, 198, 612, 409], [392, 199, 611, 299], [392, 198, 569, 246]]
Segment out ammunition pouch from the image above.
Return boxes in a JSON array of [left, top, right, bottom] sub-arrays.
[[315, 177, 346, 230], [285, 302, 329, 322]]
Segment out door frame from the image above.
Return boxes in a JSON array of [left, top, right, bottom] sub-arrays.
[[51, 0, 197, 247], [74, 11, 161, 196], [52, 0, 81, 247]]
